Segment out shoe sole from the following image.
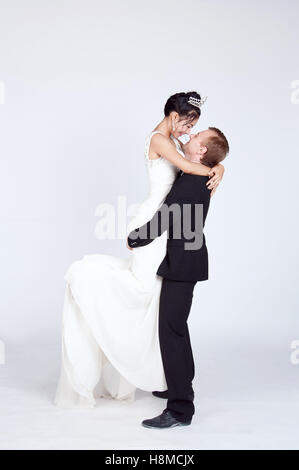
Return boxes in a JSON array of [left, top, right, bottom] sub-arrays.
[[142, 421, 191, 429]]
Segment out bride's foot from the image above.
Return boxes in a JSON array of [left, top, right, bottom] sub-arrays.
[[152, 390, 169, 399]]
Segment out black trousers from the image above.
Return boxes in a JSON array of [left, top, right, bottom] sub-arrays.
[[158, 277, 197, 423]]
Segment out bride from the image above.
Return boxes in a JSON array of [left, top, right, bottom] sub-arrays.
[[54, 91, 224, 408]]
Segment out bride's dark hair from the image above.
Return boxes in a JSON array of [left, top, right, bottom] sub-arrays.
[[164, 91, 202, 121]]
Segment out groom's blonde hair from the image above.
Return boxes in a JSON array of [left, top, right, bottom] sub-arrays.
[[201, 127, 229, 167]]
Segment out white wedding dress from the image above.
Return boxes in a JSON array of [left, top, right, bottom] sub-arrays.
[[54, 131, 184, 408]]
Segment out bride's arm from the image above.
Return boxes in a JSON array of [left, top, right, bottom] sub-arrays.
[[151, 133, 211, 176]]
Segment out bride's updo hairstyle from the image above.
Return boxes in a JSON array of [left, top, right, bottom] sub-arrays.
[[164, 91, 202, 122]]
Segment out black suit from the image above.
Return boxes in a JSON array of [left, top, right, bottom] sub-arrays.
[[127, 172, 211, 423], [128, 171, 211, 281]]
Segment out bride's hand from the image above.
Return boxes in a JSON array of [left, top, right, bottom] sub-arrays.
[[126, 238, 133, 250], [210, 186, 218, 197], [207, 163, 225, 192]]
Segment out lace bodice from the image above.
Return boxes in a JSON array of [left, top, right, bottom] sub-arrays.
[[144, 130, 184, 185], [126, 131, 185, 235], [144, 130, 185, 162]]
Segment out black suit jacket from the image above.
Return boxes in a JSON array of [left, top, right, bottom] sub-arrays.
[[127, 171, 211, 282]]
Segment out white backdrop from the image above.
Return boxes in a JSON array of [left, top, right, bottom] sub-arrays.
[[0, 0, 299, 450]]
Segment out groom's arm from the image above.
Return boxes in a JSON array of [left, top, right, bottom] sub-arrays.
[[127, 204, 172, 248], [127, 177, 184, 248]]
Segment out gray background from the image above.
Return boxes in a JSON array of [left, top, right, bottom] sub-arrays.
[[0, 0, 298, 450]]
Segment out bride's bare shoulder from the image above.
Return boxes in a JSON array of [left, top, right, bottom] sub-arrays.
[[151, 132, 172, 150]]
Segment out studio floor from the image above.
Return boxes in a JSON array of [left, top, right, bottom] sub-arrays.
[[0, 339, 298, 450]]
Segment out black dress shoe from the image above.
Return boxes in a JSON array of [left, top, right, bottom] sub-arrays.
[[141, 409, 191, 429], [152, 390, 169, 399]]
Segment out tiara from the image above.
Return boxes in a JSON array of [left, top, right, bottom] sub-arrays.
[[187, 96, 208, 109]]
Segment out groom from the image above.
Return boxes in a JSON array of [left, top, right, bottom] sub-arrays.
[[127, 127, 229, 428]]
